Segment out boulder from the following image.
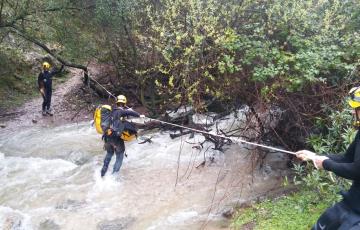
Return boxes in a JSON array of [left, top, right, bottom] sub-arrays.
[[263, 151, 290, 172], [39, 219, 60, 230], [191, 113, 216, 126]]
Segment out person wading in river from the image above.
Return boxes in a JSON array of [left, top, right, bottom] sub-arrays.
[[37, 61, 64, 116], [296, 86, 360, 230], [100, 95, 145, 177]]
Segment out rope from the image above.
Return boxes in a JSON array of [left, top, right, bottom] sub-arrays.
[[142, 117, 325, 168], [82, 70, 332, 170], [84, 71, 320, 167], [86, 71, 116, 99], [145, 117, 296, 155], [83, 70, 295, 155]]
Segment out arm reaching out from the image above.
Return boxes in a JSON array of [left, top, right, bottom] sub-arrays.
[[123, 109, 141, 117], [51, 65, 64, 75]]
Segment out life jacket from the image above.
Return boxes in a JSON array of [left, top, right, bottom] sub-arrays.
[[120, 121, 137, 141], [94, 105, 112, 134]]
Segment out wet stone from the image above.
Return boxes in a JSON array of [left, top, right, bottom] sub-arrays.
[[264, 151, 289, 171], [207, 149, 225, 166], [192, 113, 215, 126], [68, 151, 91, 165], [97, 217, 136, 230], [55, 199, 86, 210], [222, 207, 235, 219], [39, 219, 60, 230]]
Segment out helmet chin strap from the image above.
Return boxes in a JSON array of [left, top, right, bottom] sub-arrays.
[[116, 103, 126, 108]]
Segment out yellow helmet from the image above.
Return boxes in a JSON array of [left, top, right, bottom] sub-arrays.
[[42, 62, 51, 70], [349, 87, 360, 108], [116, 95, 127, 104]]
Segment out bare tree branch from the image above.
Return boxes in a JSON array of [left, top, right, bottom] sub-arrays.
[[0, 4, 95, 28], [9, 25, 87, 71], [0, 0, 4, 25]]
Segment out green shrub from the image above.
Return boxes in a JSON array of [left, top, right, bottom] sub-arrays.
[[232, 189, 337, 230], [232, 102, 355, 229]]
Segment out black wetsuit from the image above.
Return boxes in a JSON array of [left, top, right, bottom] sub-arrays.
[[312, 131, 360, 230], [37, 65, 64, 112], [100, 107, 140, 177]]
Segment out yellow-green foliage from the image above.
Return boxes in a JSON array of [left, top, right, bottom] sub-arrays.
[[136, 0, 359, 110]]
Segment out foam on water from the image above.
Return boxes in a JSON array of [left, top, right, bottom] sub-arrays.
[[0, 206, 33, 230], [147, 210, 199, 230], [0, 123, 101, 159], [0, 156, 77, 182], [88, 167, 124, 199]]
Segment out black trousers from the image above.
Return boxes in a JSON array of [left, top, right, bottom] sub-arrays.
[[312, 200, 360, 230], [42, 87, 52, 111], [101, 137, 125, 177]]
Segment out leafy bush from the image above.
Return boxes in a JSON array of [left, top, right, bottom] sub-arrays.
[[298, 101, 355, 193]]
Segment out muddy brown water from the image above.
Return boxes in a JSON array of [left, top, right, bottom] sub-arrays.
[[0, 121, 290, 229]]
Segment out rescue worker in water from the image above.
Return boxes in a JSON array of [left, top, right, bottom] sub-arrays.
[[101, 95, 145, 177], [37, 61, 64, 116]]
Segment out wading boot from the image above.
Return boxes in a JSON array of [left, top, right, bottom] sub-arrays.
[[46, 109, 53, 116]]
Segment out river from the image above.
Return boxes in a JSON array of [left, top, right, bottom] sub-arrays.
[[0, 119, 289, 229]]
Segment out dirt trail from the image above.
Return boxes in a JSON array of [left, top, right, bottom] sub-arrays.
[[0, 67, 94, 132]]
